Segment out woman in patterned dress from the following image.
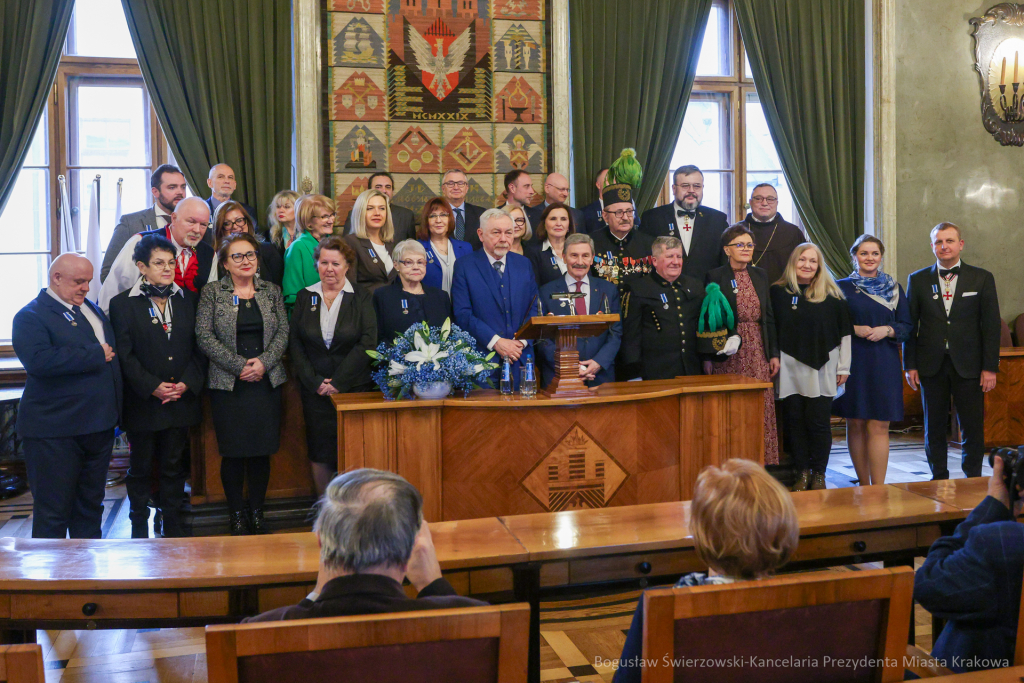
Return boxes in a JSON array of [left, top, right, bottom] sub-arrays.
[[704, 225, 780, 464]]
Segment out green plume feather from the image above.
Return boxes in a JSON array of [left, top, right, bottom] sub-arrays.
[[608, 148, 643, 190], [698, 282, 735, 333]]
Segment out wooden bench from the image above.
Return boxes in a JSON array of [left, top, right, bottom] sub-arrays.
[[0, 480, 987, 683]]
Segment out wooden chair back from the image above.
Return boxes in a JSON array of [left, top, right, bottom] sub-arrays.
[[1014, 313, 1024, 346], [0, 645, 44, 683], [1001, 318, 1014, 347], [640, 566, 914, 683], [205, 603, 530, 683]]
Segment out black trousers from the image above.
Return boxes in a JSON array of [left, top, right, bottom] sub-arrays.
[[22, 429, 114, 539], [220, 457, 272, 512], [920, 355, 985, 479], [126, 427, 189, 537], [782, 395, 833, 474]]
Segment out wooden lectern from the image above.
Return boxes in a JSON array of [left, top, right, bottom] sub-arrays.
[[515, 313, 619, 397]]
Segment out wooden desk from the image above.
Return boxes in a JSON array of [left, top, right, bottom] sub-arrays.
[[332, 376, 772, 521], [893, 477, 991, 513]]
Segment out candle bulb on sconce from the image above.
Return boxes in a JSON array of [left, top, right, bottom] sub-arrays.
[[1002, 56, 1007, 85], [1015, 51, 1019, 84]]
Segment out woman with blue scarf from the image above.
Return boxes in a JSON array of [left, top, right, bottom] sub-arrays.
[[832, 235, 912, 485]]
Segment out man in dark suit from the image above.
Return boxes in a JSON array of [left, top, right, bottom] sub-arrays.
[[590, 183, 655, 296], [12, 254, 122, 538], [525, 172, 586, 239], [639, 164, 727, 282], [98, 197, 218, 313], [100, 164, 187, 282], [914, 454, 1024, 673], [451, 208, 539, 389], [621, 236, 706, 380], [205, 163, 258, 240], [109, 234, 205, 538], [441, 169, 487, 250], [536, 234, 621, 387], [905, 222, 1001, 479], [732, 183, 805, 284], [244, 469, 486, 622], [342, 172, 416, 243], [580, 168, 608, 234]]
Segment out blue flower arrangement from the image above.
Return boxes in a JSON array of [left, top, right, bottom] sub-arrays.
[[366, 318, 500, 400]]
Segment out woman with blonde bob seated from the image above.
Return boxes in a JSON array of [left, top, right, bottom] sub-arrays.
[[613, 459, 799, 683]]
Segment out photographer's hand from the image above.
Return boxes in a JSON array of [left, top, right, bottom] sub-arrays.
[[988, 455, 1012, 511]]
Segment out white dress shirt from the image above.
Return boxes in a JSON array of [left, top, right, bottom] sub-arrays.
[[541, 240, 568, 276], [98, 231, 218, 314], [937, 259, 961, 316], [47, 288, 106, 344], [563, 273, 591, 313], [673, 202, 695, 255], [154, 203, 172, 230], [307, 280, 354, 347], [430, 239, 456, 293]]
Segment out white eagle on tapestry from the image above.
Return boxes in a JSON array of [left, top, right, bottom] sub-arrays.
[[406, 22, 473, 100]]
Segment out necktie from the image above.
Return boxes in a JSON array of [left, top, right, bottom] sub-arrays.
[[939, 266, 960, 279], [493, 260, 503, 275], [676, 209, 696, 218], [574, 280, 586, 315], [454, 208, 465, 241]]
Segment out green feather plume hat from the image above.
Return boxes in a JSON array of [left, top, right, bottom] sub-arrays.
[[697, 282, 735, 354]]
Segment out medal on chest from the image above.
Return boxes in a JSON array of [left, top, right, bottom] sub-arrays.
[[311, 295, 318, 312], [791, 295, 798, 310], [368, 247, 378, 264], [731, 279, 738, 294], [63, 311, 77, 327], [401, 299, 409, 314], [932, 284, 938, 300], [660, 293, 669, 310]]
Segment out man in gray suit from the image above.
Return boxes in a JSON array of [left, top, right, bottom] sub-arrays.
[[342, 171, 417, 242], [100, 164, 187, 283], [204, 163, 259, 237]]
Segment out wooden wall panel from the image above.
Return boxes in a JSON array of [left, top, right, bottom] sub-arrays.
[[396, 409, 443, 522], [985, 352, 1024, 447]]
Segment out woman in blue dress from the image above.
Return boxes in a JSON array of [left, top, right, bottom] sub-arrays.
[[832, 235, 912, 486]]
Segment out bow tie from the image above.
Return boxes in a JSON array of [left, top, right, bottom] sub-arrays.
[[939, 266, 960, 279], [676, 209, 696, 218]]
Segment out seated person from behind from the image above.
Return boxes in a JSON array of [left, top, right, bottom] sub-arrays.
[[613, 459, 798, 683], [913, 454, 1024, 673], [244, 468, 487, 622]]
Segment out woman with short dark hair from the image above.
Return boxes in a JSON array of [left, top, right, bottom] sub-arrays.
[[213, 201, 284, 286], [109, 234, 205, 538], [832, 234, 912, 485], [197, 233, 289, 535], [289, 235, 377, 495]]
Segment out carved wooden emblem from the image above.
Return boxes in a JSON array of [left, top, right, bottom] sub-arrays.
[[519, 425, 627, 512], [970, 4, 1024, 145]]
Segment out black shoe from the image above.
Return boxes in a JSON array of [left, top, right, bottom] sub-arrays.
[[250, 508, 270, 535], [229, 511, 250, 536], [130, 522, 149, 539]]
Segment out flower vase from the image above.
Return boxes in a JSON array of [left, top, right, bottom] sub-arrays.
[[413, 381, 451, 400]]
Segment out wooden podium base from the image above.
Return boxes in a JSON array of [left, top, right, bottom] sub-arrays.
[[544, 326, 593, 397]]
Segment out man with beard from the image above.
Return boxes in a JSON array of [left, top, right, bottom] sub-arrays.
[[98, 197, 218, 313], [590, 182, 655, 297], [101, 165, 188, 282], [733, 183, 804, 284], [639, 165, 727, 282]]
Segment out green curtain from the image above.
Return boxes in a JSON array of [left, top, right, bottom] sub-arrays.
[[735, 0, 865, 275], [0, 0, 74, 218], [120, 0, 292, 219], [569, 0, 712, 212]]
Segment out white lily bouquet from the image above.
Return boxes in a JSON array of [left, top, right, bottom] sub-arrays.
[[366, 318, 500, 400]]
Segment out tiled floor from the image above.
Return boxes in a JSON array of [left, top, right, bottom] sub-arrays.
[[1, 431, 973, 682]]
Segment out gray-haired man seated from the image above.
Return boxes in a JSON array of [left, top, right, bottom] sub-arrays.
[[244, 469, 487, 622]]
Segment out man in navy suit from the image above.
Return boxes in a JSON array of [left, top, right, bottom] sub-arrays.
[[12, 254, 122, 538], [639, 164, 727, 282], [441, 169, 486, 250], [914, 454, 1024, 673], [536, 234, 621, 387], [451, 208, 539, 388]]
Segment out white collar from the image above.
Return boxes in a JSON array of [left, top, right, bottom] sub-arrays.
[[448, 201, 465, 211], [937, 259, 962, 271], [45, 287, 75, 311], [128, 277, 183, 298], [154, 203, 171, 219], [485, 251, 506, 267], [564, 273, 589, 289], [306, 279, 354, 295]]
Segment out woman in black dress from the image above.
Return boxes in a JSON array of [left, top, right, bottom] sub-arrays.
[[196, 233, 289, 535], [289, 236, 378, 495], [373, 240, 452, 343]]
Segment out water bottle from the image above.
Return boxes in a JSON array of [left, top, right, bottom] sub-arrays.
[[520, 356, 537, 399], [500, 358, 513, 396]]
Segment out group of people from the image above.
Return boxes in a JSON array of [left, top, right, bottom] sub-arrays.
[[12, 157, 1001, 541]]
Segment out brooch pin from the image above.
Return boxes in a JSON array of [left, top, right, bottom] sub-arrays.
[[791, 295, 799, 310], [401, 299, 409, 315], [63, 311, 77, 327], [311, 294, 318, 312], [660, 293, 669, 310]]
